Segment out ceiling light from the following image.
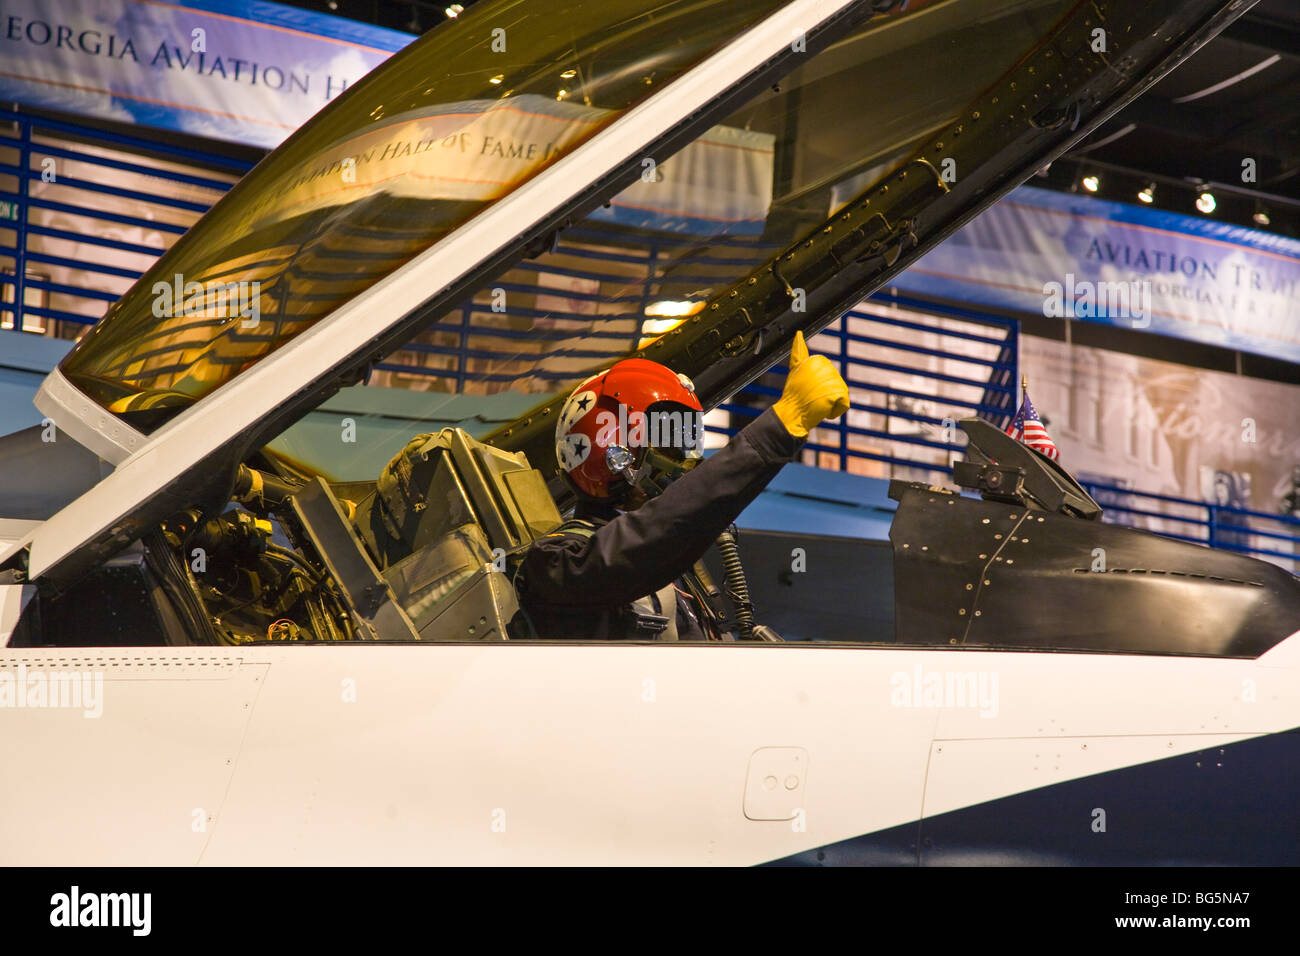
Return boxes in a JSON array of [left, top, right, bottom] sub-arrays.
[[1137, 183, 1155, 204], [489, 74, 503, 85], [444, 3, 463, 17], [641, 318, 686, 336], [1081, 174, 1100, 193], [1253, 202, 1271, 227], [1196, 190, 1216, 214], [645, 300, 704, 318], [561, 69, 577, 79]]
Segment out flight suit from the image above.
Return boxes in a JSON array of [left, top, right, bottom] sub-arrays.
[[515, 408, 803, 640]]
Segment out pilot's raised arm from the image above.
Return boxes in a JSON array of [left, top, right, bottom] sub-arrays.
[[515, 332, 848, 640]]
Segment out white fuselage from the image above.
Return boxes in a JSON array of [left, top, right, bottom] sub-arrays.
[[2, 634, 1296, 865]]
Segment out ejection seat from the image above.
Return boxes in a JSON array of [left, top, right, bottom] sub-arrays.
[[346, 428, 562, 640]]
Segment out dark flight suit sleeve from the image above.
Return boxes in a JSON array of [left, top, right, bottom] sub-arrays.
[[519, 407, 804, 608]]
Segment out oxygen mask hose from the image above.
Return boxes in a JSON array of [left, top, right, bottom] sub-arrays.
[[716, 524, 755, 640]]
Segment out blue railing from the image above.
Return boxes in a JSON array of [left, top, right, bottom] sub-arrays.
[[716, 299, 1018, 476], [1081, 480, 1300, 569], [0, 106, 252, 331]]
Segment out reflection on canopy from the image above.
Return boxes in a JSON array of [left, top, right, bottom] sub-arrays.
[[59, 0, 797, 420], [374, 0, 1075, 402]]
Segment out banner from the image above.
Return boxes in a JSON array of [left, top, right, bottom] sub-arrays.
[[239, 96, 604, 231], [1019, 333, 1300, 570], [894, 184, 1300, 365], [0, 0, 412, 149], [589, 123, 775, 236]]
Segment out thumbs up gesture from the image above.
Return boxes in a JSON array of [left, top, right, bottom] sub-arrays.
[[771, 330, 850, 439]]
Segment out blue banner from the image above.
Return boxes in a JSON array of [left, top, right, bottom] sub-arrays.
[[893, 185, 1300, 366], [0, 0, 413, 149]]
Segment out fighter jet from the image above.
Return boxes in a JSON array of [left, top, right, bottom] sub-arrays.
[[3, 0, 1297, 865]]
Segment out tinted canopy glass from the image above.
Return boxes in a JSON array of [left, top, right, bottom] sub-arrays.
[[58, 0, 795, 422]]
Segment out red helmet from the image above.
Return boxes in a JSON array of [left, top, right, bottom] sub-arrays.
[[556, 359, 704, 499]]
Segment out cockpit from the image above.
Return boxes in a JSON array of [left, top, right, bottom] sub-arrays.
[[5, 0, 1298, 660]]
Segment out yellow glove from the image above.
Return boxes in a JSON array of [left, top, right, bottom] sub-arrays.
[[771, 331, 850, 439]]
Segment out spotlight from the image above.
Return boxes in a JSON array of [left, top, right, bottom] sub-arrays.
[[641, 318, 686, 336], [645, 300, 704, 318], [1195, 190, 1216, 214], [326, 0, 338, 9], [1253, 202, 1271, 227], [1081, 174, 1100, 193], [1137, 183, 1155, 204]]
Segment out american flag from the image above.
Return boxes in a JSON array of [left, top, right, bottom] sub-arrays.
[[1005, 390, 1059, 461]]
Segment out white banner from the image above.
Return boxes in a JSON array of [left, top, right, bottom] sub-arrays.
[[0, 0, 409, 148]]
